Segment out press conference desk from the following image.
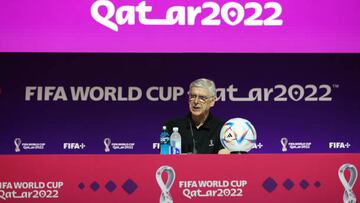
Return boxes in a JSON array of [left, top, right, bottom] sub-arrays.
[[1, 154, 359, 203]]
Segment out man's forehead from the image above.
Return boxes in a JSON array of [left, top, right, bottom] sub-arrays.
[[190, 87, 209, 95]]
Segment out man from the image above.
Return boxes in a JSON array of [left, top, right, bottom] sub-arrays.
[[165, 78, 226, 154]]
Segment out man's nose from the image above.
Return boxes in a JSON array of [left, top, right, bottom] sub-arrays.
[[194, 96, 200, 103]]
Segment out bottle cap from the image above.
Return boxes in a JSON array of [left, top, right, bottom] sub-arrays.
[[162, 126, 166, 130], [173, 127, 179, 132]]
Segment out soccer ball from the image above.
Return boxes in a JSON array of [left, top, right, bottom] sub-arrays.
[[220, 118, 257, 153]]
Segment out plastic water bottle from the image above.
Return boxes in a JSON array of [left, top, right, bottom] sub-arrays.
[[170, 127, 181, 154], [160, 126, 170, 155]]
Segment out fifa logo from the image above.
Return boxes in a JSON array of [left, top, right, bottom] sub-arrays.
[[14, 138, 22, 152], [209, 139, 214, 147], [156, 166, 175, 203], [153, 143, 160, 149], [104, 138, 111, 152], [338, 163, 357, 203], [280, 137, 288, 152], [329, 142, 351, 149], [63, 143, 86, 149]]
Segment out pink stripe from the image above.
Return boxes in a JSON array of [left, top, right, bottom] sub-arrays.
[[1, 0, 359, 52]]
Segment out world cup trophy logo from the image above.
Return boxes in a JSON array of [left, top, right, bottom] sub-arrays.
[[156, 166, 175, 203], [280, 137, 288, 152], [339, 163, 358, 203], [104, 138, 111, 152], [14, 138, 22, 152]]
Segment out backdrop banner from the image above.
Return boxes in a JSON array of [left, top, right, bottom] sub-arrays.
[[0, 0, 360, 52], [0, 154, 359, 203], [0, 53, 359, 154]]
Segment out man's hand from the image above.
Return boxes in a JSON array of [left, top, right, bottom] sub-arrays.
[[218, 148, 230, 154]]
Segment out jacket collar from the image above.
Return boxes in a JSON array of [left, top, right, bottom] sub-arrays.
[[187, 112, 213, 129]]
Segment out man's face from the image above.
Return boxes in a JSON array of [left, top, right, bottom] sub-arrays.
[[188, 87, 215, 117]]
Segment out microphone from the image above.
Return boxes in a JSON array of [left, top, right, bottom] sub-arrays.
[[189, 119, 197, 154]]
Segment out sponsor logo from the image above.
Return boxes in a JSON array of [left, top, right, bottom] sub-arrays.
[[24, 84, 337, 102], [329, 142, 351, 149], [63, 143, 86, 150], [14, 138, 46, 152], [252, 142, 263, 149], [287, 142, 312, 150], [111, 143, 135, 150], [216, 84, 337, 102], [104, 138, 135, 152], [280, 137, 311, 152], [91, 0, 283, 32], [153, 142, 160, 150]]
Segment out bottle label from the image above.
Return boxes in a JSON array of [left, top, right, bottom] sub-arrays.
[[174, 147, 181, 154], [171, 147, 181, 154], [170, 139, 181, 154], [160, 136, 169, 144], [160, 144, 170, 155]]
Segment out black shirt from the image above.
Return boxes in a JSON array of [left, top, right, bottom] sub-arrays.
[[165, 113, 224, 154]]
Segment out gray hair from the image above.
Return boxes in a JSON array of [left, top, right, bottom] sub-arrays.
[[189, 78, 216, 97]]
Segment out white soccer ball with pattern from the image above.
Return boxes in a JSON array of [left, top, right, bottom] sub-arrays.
[[220, 118, 257, 153]]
